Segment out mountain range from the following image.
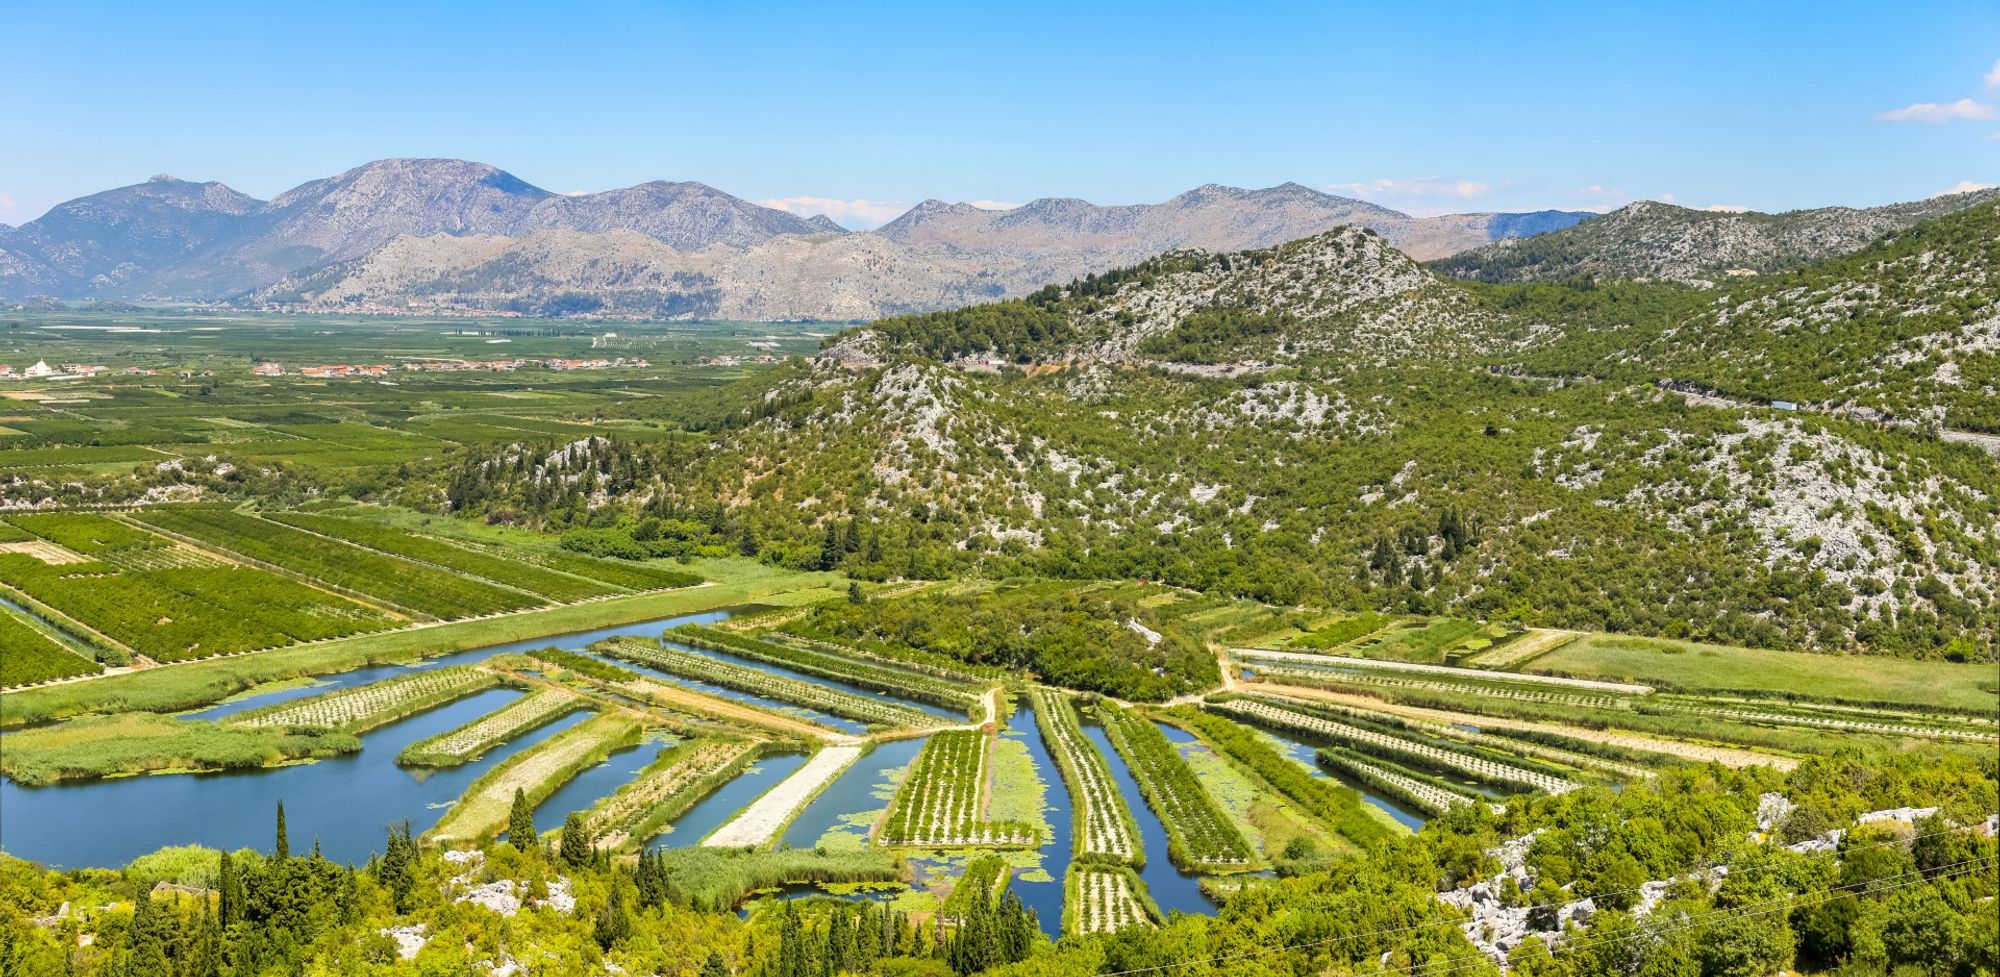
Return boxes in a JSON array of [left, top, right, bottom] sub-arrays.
[[0, 158, 1593, 319], [1434, 189, 2000, 285]]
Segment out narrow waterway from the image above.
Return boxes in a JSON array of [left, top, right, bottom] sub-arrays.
[[1252, 724, 1427, 831], [1005, 701, 1071, 938], [0, 688, 596, 867], [184, 610, 736, 721], [779, 737, 924, 849], [1079, 723, 1218, 918], [0, 610, 734, 868], [646, 752, 810, 846]]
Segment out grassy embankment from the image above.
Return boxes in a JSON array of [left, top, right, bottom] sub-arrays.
[[0, 558, 847, 727], [1526, 634, 2000, 714], [427, 714, 645, 845], [0, 713, 358, 786], [656, 846, 906, 912]]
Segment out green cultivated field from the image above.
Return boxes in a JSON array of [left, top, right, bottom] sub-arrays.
[[0, 557, 847, 725], [1529, 633, 2000, 713]]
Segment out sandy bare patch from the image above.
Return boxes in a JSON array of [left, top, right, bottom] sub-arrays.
[[0, 540, 87, 564], [703, 745, 862, 847]]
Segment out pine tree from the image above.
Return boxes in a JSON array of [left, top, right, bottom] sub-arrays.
[[559, 812, 593, 868], [847, 582, 865, 604], [273, 801, 290, 860], [701, 950, 731, 977], [507, 788, 536, 852]]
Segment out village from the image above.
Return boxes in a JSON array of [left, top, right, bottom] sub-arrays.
[[248, 356, 650, 378], [0, 361, 152, 381]]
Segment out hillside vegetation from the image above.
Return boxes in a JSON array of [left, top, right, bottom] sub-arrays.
[[431, 208, 2000, 657]]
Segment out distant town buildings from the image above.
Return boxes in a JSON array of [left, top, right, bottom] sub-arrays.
[[250, 357, 649, 379]]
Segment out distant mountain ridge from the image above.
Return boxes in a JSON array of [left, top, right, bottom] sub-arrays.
[[0, 159, 1593, 318], [1433, 190, 2000, 285]]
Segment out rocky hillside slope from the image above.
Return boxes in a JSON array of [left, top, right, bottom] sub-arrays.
[[1434, 189, 2000, 285], [603, 205, 1998, 655]]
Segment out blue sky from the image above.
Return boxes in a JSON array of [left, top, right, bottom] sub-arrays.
[[2, 1, 1994, 228]]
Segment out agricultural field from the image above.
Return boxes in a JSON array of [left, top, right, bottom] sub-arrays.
[[231, 665, 501, 733], [131, 507, 540, 620], [0, 608, 98, 686], [0, 511, 395, 663], [1065, 866, 1155, 935], [265, 511, 625, 602], [668, 624, 988, 716], [876, 729, 1035, 848], [584, 737, 761, 849], [1209, 696, 1578, 795], [939, 856, 1011, 920], [1525, 632, 2000, 713], [2, 562, 1992, 951], [427, 714, 645, 844], [1095, 705, 1253, 871], [397, 686, 588, 766], [1028, 688, 1140, 865], [598, 637, 950, 731]]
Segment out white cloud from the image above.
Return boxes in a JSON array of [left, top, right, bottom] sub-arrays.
[[1986, 57, 2000, 92], [967, 200, 1022, 211], [1564, 184, 1632, 213], [757, 195, 912, 230], [1701, 204, 1753, 213], [1875, 98, 1998, 123], [1935, 180, 1997, 197], [0, 191, 16, 224], [1655, 192, 1677, 205], [1324, 177, 1493, 216]]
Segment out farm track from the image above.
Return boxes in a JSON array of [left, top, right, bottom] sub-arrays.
[[1232, 648, 1653, 695], [623, 678, 856, 744], [1245, 682, 1796, 770], [703, 745, 863, 848]]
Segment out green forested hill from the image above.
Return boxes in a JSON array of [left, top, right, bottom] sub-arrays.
[[430, 208, 2000, 657]]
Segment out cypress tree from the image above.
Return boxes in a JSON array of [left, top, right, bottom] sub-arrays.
[[379, 823, 416, 912], [593, 880, 633, 951], [127, 891, 171, 977], [818, 523, 841, 571], [217, 851, 241, 927], [507, 788, 536, 852], [701, 951, 731, 977], [274, 801, 290, 860], [559, 812, 593, 868]]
